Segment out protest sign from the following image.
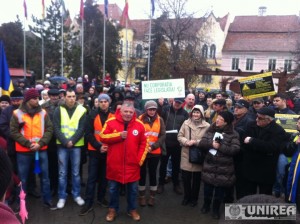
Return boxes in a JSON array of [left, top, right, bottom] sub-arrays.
[[142, 79, 185, 99], [275, 114, 299, 133], [239, 72, 276, 99]]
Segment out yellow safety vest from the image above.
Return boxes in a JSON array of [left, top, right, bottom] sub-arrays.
[[56, 105, 86, 146]]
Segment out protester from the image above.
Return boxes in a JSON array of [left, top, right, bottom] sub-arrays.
[[199, 111, 240, 219], [177, 105, 209, 207], [100, 102, 147, 222], [138, 100, 166, 207], [53, 89, 87, 209]]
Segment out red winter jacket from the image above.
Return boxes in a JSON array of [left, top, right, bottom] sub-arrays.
[[100, 109, 148, 184]]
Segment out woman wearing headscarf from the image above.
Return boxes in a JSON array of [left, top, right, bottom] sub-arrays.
[[178, 105, 210, 207], [198, 111, 240, 219], [138, 100, 166, 206]]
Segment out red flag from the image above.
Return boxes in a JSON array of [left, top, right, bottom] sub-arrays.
[[80, 0, 84, 20], [120, 0, 129, 26], [23, 0, 27, 19], [123, 0, 128, 20], [42, 0, 45, 19]]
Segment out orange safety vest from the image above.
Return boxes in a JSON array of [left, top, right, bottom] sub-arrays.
[[14, 109, 48, 152], [87, 113, 114, 151], [139, 115, 161, 155]]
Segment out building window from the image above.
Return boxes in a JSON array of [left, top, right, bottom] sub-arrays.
[[268, 59, 276, 71], [202, 44, 208, 58], [210, 44, 216, 58], [135, 67, 144, 80], [231, 58, 239, 70], [246, 58, 254, 71], [202, 75, 212, 83], [284, 59, 292, 72], [136, 44, 143, 58]]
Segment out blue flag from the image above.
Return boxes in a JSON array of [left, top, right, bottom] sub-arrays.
[[151, 0, 155, 16], [104, 0, 108, 17], [0, 41, 13, 95]]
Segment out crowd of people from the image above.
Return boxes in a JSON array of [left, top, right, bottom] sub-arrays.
[[0, 75, 300, 223]]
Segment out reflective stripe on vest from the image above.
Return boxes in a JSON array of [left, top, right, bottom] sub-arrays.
[[87, 113, 114, 151], [56, 105, 86, 146], [139, 115, 161, 155], [14, 109, 47, 152]]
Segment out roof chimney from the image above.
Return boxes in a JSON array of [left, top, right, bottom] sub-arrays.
[[258, 6, 267, 16]]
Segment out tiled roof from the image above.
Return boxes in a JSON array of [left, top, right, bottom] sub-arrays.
[[230, 15, 300, 32], [223, 15, 300, 52], [130, 19, 150, 40], [98, 3, 122, 21], [9, 68, 31, 77], [217, 13, 229, 31]]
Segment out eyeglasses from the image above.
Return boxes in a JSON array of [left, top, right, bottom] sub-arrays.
[[256, 116, 267, 121], [147, 108, 157, 111]]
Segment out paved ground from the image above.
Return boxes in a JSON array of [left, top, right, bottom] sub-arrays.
[[12, 164, 299, 224]]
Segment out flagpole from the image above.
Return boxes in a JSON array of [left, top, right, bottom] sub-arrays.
[[61, 14, 64, 77], [147, 14, 152, 81], [42, 22, 45, 81], [125, 18, 128, 83], [103, 16, 106, 83], [81, 18, 84, 77], [23, 20, 26, 80]]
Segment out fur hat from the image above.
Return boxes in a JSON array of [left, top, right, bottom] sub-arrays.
[[24, 88, 39, 102], [219, 111, 234, 124], [144, 100, 158, 110]]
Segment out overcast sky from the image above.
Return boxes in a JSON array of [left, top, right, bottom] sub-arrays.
[[0, 0, 299, 25]]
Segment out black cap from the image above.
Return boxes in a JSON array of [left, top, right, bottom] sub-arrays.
[[48, 88, 60, 96], [124, 95, 135, 101], [219, 111, 234, 124], [257, 107, 275, 118], [174, 98, 184, 103], [235, 99, 250, 109], [213, 99, 226, 106]]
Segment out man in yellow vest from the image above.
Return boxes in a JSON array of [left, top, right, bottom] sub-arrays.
[[79, 93, 114, 216], [10, 88, 55, 210], [53, 89, 87, 209]]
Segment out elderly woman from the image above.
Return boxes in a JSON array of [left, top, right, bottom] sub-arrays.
[[178, 105, 210, 207], [198, 111, 240, 219], [138, 100, 166, 207]]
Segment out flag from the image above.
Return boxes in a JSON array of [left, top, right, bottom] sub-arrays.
[[0, 41, 14, 95], [80, 0, 84, 20], [120, 0, 129, 26], [151, 0, 155, 16], [42, 0, 45, 19], [23, 0, 27, 19], [58, 0, 67, 18], [123, 0, 129, 20], [104, 0, 108, 18]]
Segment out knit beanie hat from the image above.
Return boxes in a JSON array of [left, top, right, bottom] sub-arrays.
[[0, 149, 12, 200], [144, 100, 158, 110], [24, 88, 40, 102], [98, 93, 111, 102], [10, 90, 24, 100], [0, 95, 10, 104], [219, 111, 234, 124]]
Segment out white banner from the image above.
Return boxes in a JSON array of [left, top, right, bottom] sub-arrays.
[[141, 79, 185, 100]]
